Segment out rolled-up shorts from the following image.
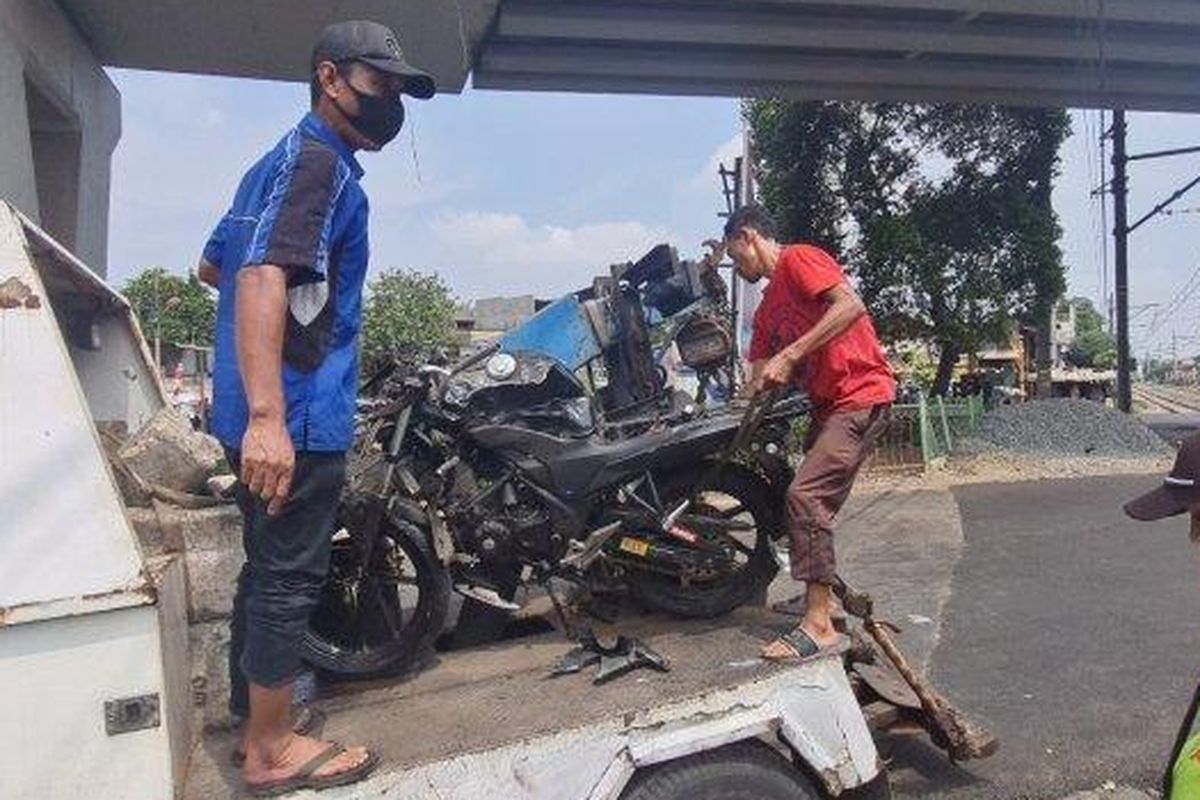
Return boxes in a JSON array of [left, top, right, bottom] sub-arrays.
[[224, 447, 345, 701]]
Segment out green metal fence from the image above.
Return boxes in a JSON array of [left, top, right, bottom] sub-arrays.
[[864, 394, 986, 472]]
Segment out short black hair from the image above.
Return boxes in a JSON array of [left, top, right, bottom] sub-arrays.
[[723, 203, 778, 241]]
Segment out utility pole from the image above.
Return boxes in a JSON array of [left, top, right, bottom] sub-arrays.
[[1111, 110, 1131, 413], [1173, 330, 1179, 382], [1105, 110, 1200, 411]]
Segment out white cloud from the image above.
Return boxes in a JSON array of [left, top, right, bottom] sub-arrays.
[[418, 211, 676, 299], [202, 107, 225, 128], [689, 133, 744, 192]]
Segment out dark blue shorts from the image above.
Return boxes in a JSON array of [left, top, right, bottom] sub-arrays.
[[224, 448, 345, 713]]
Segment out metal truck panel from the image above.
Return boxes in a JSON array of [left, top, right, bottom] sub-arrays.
[[0, 204, 160, 623], [0, 602, 177, 799]]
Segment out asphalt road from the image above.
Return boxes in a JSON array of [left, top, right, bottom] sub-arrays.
[[1142, 412, 1200, 447], [880, 474, 1200, 799]]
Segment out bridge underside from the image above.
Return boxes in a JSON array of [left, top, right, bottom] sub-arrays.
[[59, 0, 1200, 112]]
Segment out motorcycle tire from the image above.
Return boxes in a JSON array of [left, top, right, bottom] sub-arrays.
[[625, 465, 780, 619], [301, 514, 450, 678]]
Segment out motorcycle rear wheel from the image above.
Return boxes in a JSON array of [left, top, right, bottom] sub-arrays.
[[301, 512, 450, 678], [625, 465, 780, 619]]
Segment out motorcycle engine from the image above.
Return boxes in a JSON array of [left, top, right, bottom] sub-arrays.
[[454, 478, 561, 567]]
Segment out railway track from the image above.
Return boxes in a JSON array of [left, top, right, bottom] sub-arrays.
[[1133, 384, 1200, 415]]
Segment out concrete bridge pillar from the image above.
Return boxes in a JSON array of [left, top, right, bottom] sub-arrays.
[[0, 0, 119, 275]]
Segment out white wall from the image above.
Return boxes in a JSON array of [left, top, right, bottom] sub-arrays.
[[0, 0, 119, 276]]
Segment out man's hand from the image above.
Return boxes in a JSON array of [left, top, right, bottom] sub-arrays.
[[241, 414, 294, 515], [760, 350, 799, 389]]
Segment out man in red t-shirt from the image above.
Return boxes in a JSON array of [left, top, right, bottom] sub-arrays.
[[724, 204, 896, 661]]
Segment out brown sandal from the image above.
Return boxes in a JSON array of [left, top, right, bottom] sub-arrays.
[[245, 742, 380, 797]]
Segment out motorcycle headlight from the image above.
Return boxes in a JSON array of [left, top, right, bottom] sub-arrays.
[[485, 352, 518, 381]]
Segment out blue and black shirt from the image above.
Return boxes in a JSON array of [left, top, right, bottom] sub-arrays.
[[203, 112, 369, 452]]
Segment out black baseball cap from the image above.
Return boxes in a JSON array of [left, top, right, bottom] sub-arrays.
[[1124, 433, 1200, 521], [312, 20, 435, 99]]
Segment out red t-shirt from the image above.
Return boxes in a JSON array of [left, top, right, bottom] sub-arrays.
[[748, 244, 895, 413]]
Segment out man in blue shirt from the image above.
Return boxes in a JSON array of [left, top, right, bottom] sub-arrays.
[[198, 20, 433, 795]]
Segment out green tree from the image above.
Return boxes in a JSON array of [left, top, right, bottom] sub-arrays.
[[1063, 297, 1116, 369], [1144, 358, 1170, 383], [743, 100, 858, 255], [123, 267, 216, 346], [361, 268, 458, 371], [744, 100, 1071, 396]]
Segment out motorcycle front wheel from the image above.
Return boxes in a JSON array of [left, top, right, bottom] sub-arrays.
[[302, 512, 450, 678], [625, 464, 780, 619]]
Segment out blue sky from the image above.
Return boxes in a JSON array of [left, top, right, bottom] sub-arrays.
[[106, 68, 1200, 360], [107, 69, 742, 301]]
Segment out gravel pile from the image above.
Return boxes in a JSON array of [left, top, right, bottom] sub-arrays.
[[963, 399, 1172, 458]]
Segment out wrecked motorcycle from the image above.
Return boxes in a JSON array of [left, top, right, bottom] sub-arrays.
[[301, 244, 809, 677]]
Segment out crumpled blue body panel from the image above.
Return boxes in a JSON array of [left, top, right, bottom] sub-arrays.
[[499, 295, 601, 371]]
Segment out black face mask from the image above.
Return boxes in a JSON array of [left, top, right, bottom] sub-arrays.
[[340, 83, 405, 147]]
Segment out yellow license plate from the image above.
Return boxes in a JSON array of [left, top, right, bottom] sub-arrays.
[[619, 537, 651, 557]]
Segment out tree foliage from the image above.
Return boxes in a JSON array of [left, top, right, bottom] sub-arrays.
[[361, 268, 458, 370], [1063, 297, 1116, 369], [123, 267, 216, 346], [744, 100, 1071, 394]]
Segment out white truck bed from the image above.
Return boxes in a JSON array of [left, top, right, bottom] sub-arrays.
[[182, 606, 879, 799]]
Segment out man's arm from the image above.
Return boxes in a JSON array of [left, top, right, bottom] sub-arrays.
[[197, 259, 219, 289], [760, 283, 867, 389], [236, 264, 294, 514]]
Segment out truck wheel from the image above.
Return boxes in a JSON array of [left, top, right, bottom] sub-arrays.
[[846, 774, 893, 799], [619, 740, 820, 800]]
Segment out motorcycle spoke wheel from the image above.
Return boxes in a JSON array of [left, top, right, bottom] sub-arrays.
[[365, 578, 404, 643], [626, 466, 780, 619], [688, 492, 760, 573], [302, 514, 450, 678], [677, 512, 756, 533], [716, 503, 746, 519], [716, 533, 755, 558]]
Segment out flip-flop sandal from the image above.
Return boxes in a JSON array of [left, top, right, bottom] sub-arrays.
[[761, 627, 848, 663], [245, 742, 380, 797], [230, 707, 326, 765]]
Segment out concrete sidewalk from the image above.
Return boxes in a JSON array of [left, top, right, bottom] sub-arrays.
[[767, 480, 964, 672]]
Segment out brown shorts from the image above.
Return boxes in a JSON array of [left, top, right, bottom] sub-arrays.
[[785, 405, 891, 584]]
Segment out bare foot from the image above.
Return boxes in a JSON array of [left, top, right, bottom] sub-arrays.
[[243, 733, 371, 786], [760, 620, 841, 660]]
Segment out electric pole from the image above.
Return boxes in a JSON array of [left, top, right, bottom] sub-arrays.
[[1104, 112, 1200, 408], [1112, 110, 1131, 413]]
